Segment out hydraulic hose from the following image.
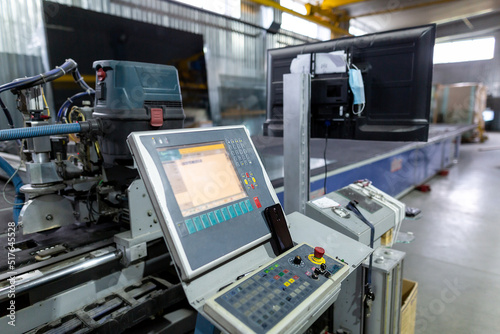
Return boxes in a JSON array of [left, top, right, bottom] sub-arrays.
[[0, 121, 99, 142], [57, 91, 95, 122], [0, 123, 81, 141], [0, 156, 25, 224]]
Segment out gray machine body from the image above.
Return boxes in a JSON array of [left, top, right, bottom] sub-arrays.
[[364, 248, 405, 334], [305, 186, 397, 248], [305, 183, 406, 334]]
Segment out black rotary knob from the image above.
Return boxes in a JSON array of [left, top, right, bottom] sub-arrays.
[[293, 255, 302, 265], [314, 267, 322, 275], [320, 263, 327, 271]]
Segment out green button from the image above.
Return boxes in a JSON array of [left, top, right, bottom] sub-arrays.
[[193, 217, 204, 231], [208, 212, 217, 225], [215, 210, 225, 223], [221, 208, 231, 220], [201, 214, 211, 228], [265, 270, 269, 273], [185, 219, 196, 234], [269, 267, 274, 271], [275, 264, 279, 268], [245, 200, 253, 211], [240, 201, 248, 214], [234, 204, 243, 216], [279, 272, 284, 276], [228, 206, 237, 218]]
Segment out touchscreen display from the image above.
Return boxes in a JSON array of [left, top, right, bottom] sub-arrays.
[[157, 142, 247, 217]]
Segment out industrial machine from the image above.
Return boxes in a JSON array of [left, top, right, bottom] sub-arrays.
[[0, 59, 192, 333], [0, 59, 371, 333], [0, 24, 430, 334], [306, 181, 406, 334]]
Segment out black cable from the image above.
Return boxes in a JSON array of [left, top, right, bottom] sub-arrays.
[[71, 68, 95, 94], [0, 98, 14, 128], [0, 59, 78, 127], [346, 200, 376, 311], [346, 200, 374, 284], [3, 59, 77, 93]]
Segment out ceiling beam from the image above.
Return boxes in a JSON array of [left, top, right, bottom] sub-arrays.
[[347, 0, 457, 21], [320, 0, 368, 10], [247, 0, 350, 36], [436, 10, 500, 41]]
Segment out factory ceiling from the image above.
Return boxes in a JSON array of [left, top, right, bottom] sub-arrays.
[[279, 0, 500, 36]]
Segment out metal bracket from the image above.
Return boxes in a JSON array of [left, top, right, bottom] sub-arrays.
[[283, 72, 311, 214], [114, 179, 162, 262]]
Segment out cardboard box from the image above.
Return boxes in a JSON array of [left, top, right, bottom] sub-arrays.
[[401, 279, 418, 334], [431, 83, 487, 142]]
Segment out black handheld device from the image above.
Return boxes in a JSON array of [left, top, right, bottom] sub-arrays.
[[264, 204, 294, 256]]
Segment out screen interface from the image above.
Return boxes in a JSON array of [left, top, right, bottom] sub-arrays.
[[157, 142, 247, 217]]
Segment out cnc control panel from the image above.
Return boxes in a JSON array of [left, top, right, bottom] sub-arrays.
[[204, 243, 349, 334], [127, 126, 278, 280]]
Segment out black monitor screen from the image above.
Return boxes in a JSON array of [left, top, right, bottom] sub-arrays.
[[264, 24, 436, 142]]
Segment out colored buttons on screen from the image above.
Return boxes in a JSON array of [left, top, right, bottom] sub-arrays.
[[183, 196, 259, 236]]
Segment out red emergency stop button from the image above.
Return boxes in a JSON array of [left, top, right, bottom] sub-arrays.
[[97, 68, 106, 81], [314, 247, 325, 259]]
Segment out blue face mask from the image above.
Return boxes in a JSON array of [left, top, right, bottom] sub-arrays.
[[349, 68, 365, 105]]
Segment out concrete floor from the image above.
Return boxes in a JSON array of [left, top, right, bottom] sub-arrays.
[[393, 132, 500, 334]]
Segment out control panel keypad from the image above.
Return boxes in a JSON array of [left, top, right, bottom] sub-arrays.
[[226, 138, 252, 166], [212, 244, 347, 332]]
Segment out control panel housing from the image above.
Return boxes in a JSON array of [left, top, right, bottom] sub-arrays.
[[204, 243, 349, 334], [127, 126, 279, 281]]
